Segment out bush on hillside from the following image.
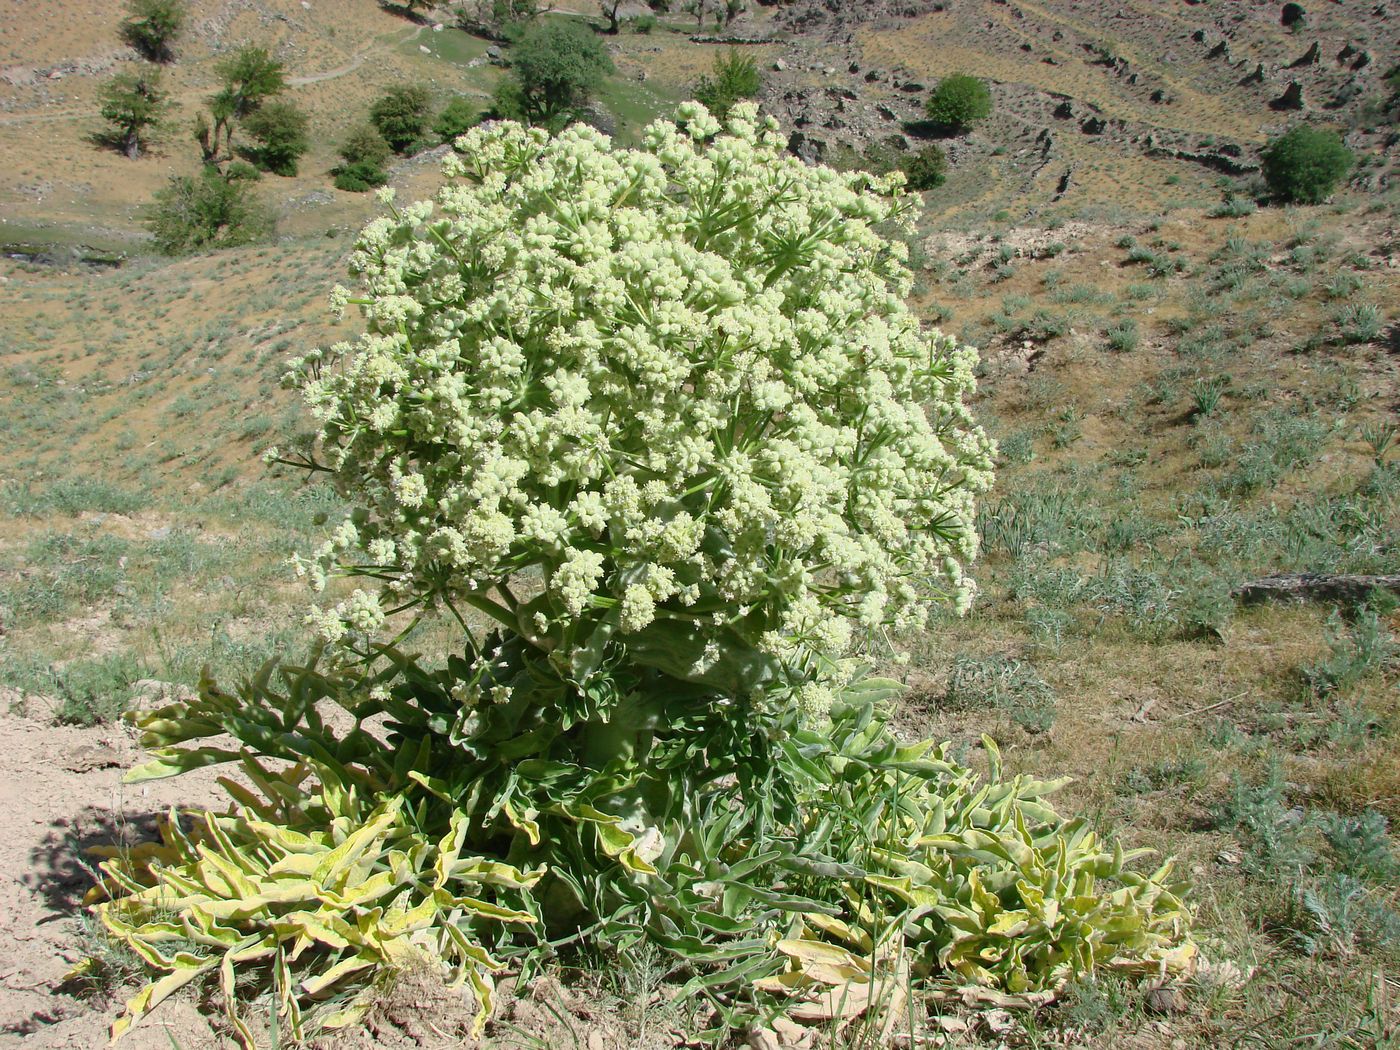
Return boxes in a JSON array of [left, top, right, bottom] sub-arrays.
[[383, 0, 435, 16], [339, 124, 393, 168], [241, 100, 311, 176], [901, 142, 948, 189], [828, 136, 948, 191], [693, 49, 761, 121], [1261, 125, 1354, 204], [333, 125, 393, 191], [119, 0, 186, 63], [147, 167, 273, 254], [926, 72, 993, 132], [432, 96, 478, 143], [371, 85, 435, 154], [333, 161, 390, 192]]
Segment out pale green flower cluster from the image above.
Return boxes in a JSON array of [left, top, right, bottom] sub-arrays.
[[288, 102, 995, 678]]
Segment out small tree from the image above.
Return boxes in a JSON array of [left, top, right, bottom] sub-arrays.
[[599, 0, 624, 33], [334, 125, 393, 191], [370, 85, 434, 154], [499, 20, 614, 127], [901, 144, 947, 190], [683, 0, 711, 30], [119, 0, 186, 63], [214, 46, 288, 115], [925, 73, 992, 133], [455, 0, 538, 40], [433, 96, 478, 142], [97, 67, 170, 158], [694, 49, 761, 121], [241, 100, 311, 176], [200, 46, 289, 162], [148, 167, 273, 254], [1260, 125, 1354, 204]]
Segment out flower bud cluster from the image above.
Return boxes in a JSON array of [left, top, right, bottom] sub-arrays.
[[288, 102, 995, 676]]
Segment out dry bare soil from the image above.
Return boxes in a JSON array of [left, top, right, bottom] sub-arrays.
[[1, 0, 1398, 1047]]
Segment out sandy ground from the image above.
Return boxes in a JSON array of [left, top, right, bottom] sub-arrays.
[[0, 695, 656, 1050], [0, 693, 233, 1048]]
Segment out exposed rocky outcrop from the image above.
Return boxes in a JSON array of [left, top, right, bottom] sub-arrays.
[[1289, 40, 1321, 67], [774, 0, 947, 41], [1238, 62, 1266, 85], [1270, 80, 1306, 110], [1143, 135, 1259, 174]]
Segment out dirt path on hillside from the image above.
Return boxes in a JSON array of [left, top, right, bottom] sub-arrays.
[[0, 25, 426, 128], [0, 696, 232, 1049], [289, 25, 426, 86]]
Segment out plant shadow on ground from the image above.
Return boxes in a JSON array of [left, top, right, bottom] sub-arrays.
[[25, 806, 164, 916]]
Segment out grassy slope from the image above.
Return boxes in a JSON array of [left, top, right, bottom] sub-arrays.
[[1, 0, 1399, 1046]]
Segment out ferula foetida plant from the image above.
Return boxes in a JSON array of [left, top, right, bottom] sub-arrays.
[[98, 104, 1193, 1047], [291, 101, 994, 707]]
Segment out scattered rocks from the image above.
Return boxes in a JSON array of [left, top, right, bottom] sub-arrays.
[[1289, 40, 1321, 67], [1327, 76, 1366, 108], [774, 0, 946, 40], [787, 130, 824, 164], [1270, 80, 1306, 110], [61, 744, 123, 774], [687, 33, 778, 45], [1238, 62, 1266, 85], [1145, 982, 1188, 1016], [580, 103, 617, 137], [1144, 135, 1258, 174]]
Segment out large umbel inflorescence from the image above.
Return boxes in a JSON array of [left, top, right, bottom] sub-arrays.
[[287, 102, 994, 701]]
